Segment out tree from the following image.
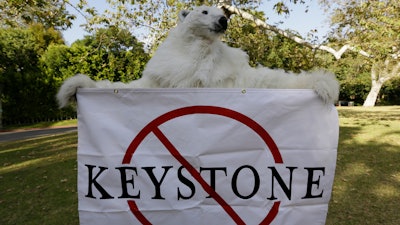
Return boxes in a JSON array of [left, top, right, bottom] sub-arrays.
[[0, 24, 65, 124], [225, 11, 318, 71], [0, 0, 75, 30], [322, 0, 400, 106], [380, 77, 400, 105], [42, 26, 150, 85], [217, 1, 400, 106], [326, 52, 371, 105]]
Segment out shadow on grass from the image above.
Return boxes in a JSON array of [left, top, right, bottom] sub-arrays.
[[0, 132, 79, 225], [326, 126, 400, 225]]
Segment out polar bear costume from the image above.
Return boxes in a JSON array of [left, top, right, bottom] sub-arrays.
[[57, 5, 339, 108]]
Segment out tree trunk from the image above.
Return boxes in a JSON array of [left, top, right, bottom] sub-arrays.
[[363, 79, 383, 107], [363, 60, 400, 107]]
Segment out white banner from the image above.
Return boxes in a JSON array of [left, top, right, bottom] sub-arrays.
[[77, 88, 338, 225]]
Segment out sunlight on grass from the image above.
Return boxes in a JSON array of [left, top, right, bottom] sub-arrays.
[[1, 155, 58, 174], [0, 136, 76, 155], [0, 151, 75, 174], [393, 172, 400, 183], [333, 162, 372, 198], [372, 184, 400, 198], [342, 162, 372, 177]]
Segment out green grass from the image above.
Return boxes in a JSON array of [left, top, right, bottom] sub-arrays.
[[326, 106, 400, 225], [0, 132, 79, 225], [0, 106, 399, 224]]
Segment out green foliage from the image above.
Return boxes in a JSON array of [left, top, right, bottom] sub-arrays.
[[0, 0, 76, 30], [0, 24, 69, 125], [41, 44, 74, 81], [329, 0, 400, 60], [323, 0, 400, 106], [222, 8, 318, 72], [325, 52, 371, 104], [379, 77, 400, 105], [1, 23, 149, 125], [271, 0, 306, 15], [42, 27, 150, 84]]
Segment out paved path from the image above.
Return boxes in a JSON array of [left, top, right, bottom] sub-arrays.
[[0, 126, 77, 142]]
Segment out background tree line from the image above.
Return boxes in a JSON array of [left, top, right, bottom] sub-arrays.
[[0, 0, 399, 127], [0, 23, 149, 126]]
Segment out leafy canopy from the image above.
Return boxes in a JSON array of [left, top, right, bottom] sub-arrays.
[[0, 0, 75, 30]]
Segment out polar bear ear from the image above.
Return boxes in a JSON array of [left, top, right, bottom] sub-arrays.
[[178, 10, 190, 23]]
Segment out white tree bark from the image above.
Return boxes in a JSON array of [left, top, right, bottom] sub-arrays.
[[363, 70, 384, 107], [363, 80, 383, 107], [363, 61, 400, 106]]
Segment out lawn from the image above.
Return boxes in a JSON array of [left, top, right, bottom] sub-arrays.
[[0, 106, 399, 224], [0, 132, 79, 224], [326, 106, 400, 225]]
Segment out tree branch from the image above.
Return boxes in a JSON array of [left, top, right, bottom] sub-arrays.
[[65, 1, 89, 21], [219, 4, 372, 60]]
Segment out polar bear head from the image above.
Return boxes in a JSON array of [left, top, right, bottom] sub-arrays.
[[177, 5, 228, 40]]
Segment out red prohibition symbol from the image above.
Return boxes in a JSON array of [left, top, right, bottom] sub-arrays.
[[122, 106, 283, 225]]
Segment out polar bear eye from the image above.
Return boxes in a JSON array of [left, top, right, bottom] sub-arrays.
[[202, 10, 208, 15]]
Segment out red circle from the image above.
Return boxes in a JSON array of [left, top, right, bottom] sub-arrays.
[[123, 106, 282, 225]]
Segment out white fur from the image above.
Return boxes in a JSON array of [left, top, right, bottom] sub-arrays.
[[57, 5, 339, 108]]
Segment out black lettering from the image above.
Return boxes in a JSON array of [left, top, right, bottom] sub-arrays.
[[267, 166, 297, 200], [177, 166, 196, 200], [231, 165, 260, 199], [302, 167, 325, 199], [116, 166, 140, 199], [142, 166, 172, 199], [85, 164, 113, 199], [200, 167, 227, 198]]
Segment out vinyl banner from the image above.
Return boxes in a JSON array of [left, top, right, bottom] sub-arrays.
[[76, 88, 339, 225]]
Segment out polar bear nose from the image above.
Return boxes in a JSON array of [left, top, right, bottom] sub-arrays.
[[218, 16, 228, 31]]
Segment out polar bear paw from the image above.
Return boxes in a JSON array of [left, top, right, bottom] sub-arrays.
[[311, 72, 340, 105], [56, 74, 96, 108]]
